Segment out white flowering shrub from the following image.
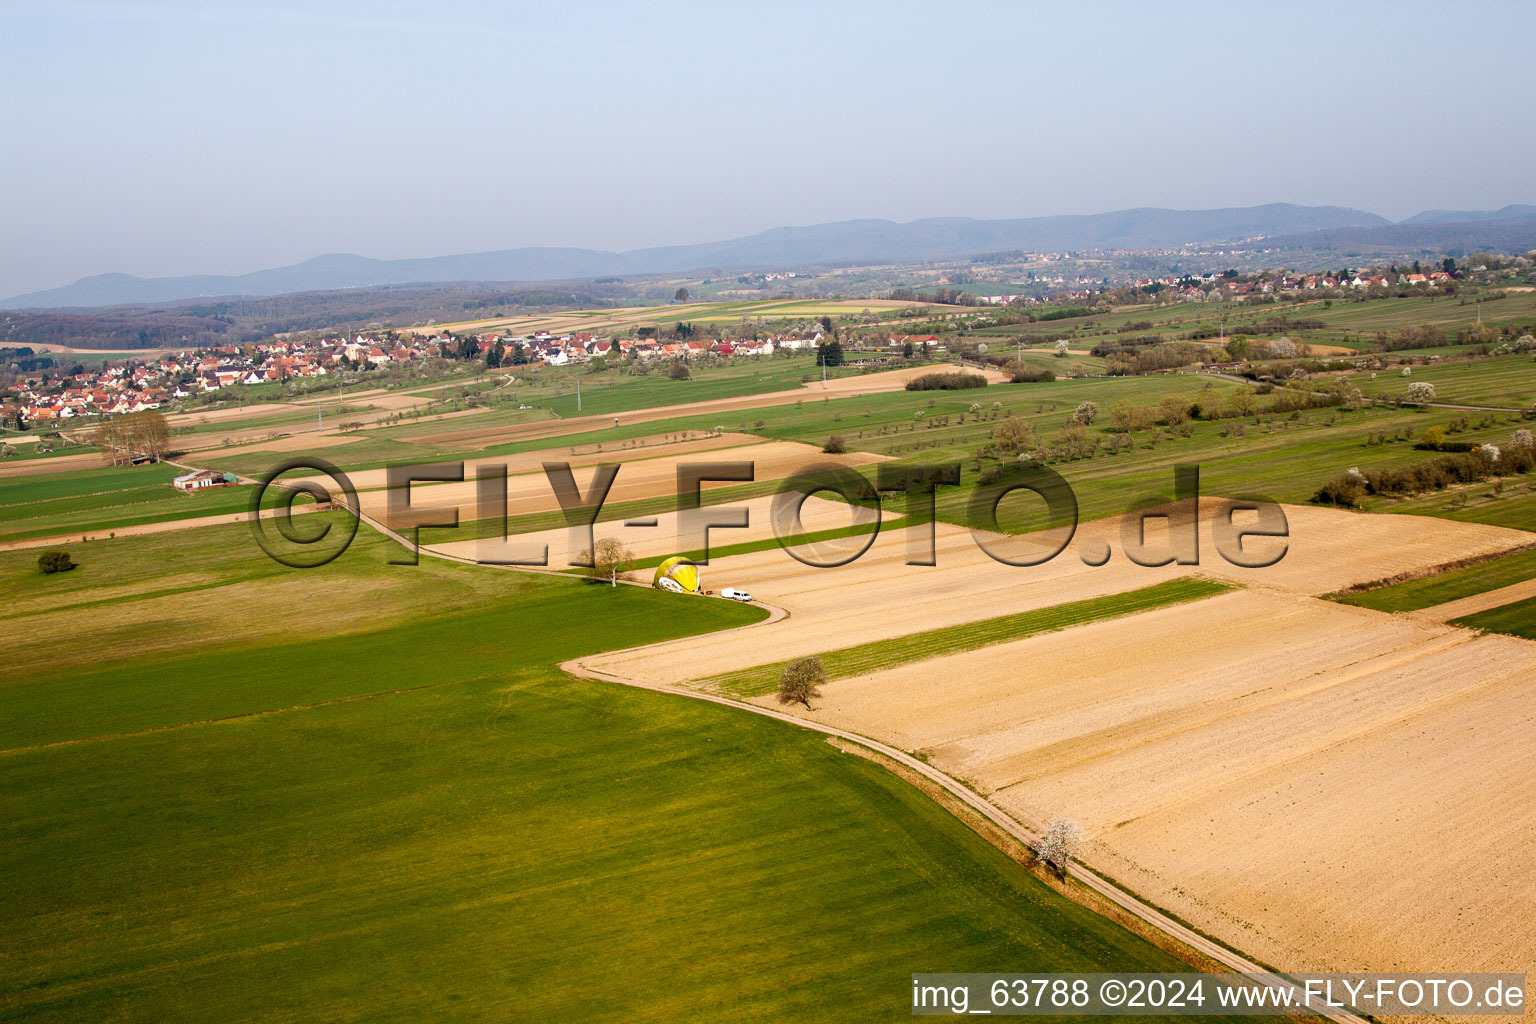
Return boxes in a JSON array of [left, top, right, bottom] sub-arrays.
[[1037, 817, 1083, 873]]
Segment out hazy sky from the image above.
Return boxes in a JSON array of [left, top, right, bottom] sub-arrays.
[[3, 0, 1533, 298]]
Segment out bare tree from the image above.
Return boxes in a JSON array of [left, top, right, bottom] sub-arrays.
[[133, 410, 171, 462], [93, 410, 171, 464], [582, 538, 633, 587], [777, 655, 825, 710], [1037, 817, 1083, 874]]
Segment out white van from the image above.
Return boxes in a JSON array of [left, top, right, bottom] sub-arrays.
[[720, 588, 753, 603]]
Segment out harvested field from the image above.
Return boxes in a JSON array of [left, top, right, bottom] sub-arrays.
[[742, 589, 1536, 978], [585, 503, 1536, 984], [172, 406, 493, 454], [357, 440, 886, 528], [400, 364, 1009, 448], [425, 493, 892, 566], [391, 299, 972, 338], [1415, 577, 1536, 622], [164, 403, 294, 427], [0, 451, 106, 479], [585, 503, 1530, 687], [184, 431, 364, 458], [1187, 503, 1531, 595], [315, 432, 761, 492]]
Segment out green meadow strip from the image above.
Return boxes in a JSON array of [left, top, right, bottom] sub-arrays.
[[1452, 595, 1536, 640], [700, 575, 1234, 697], [1332, 544, 1536, 612]]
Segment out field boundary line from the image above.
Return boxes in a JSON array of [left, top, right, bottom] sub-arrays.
[[1326, 540, 1536, 601]]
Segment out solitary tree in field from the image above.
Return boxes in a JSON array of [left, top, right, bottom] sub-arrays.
[[1157, 395, 1192, 425], [1407, 381, 1436, 404], [993, 415, 1035, 454], [583, 538, 633, 587], [1037, 817, 1083, 874], [673, 287, 691, 303], [1054, 339, 1070, 357], [37, 550, 76, 575], [777, 656, 825, 710], [1071, 400, 1098, 426]]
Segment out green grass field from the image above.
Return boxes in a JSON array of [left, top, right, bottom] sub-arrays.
[[1334, 544, 1536, 611], [528, 358, 869, 419], [1341, 354, 1536, 408], [1452, 594, 1536, 639], [703, 577, 1233, 697], [0, 462, 251, 542], [1, 521, 1257, 1022]]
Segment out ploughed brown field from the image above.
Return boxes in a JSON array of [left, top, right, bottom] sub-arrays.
[[425, 493, 898, 567], [355, 439, 888, 528], [583, 504, 1536, 981]]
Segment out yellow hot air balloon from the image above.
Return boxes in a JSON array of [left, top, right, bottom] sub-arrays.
[[652, 556, 701, 594]]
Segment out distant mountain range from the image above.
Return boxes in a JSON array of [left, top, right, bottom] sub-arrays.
[[1398, 204, 1536, 225], [5, 202, 1532, 311]]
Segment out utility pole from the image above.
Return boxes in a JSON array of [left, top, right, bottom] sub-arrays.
[[577, 376, 582, 412]]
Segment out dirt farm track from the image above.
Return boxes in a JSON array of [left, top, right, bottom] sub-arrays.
[[585, 505, 1536, 985]]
